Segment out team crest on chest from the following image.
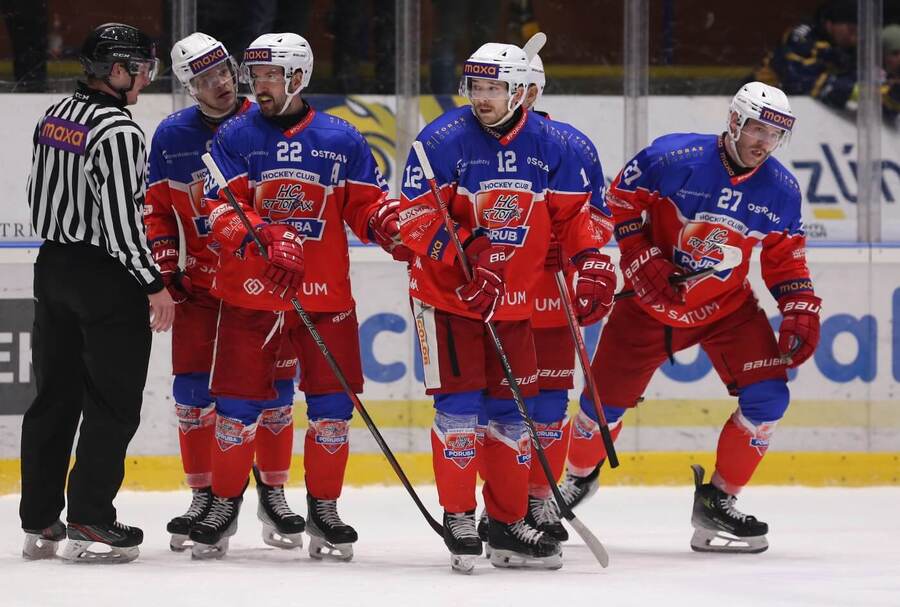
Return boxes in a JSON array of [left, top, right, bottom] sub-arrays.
[[474, 179, 534, 247], [673, 223, 737, 283], [254, 168, 329, 240]]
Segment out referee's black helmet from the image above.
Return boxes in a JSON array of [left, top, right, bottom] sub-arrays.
[[80, 23, 159, 81]]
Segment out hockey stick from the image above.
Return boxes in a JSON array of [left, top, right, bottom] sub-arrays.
[[201, 153, 444, 538], [412, 141, 610, 568], [613, 244, 743, 301], [553, 271, 620, 469]]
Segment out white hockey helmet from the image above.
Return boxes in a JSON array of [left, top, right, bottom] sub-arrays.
[[728, 82, 796, 151], [171, 33, 238, 96], [242, 33, 314, 114], [459, 43, 531, 116], [529, 53, 545, 102]]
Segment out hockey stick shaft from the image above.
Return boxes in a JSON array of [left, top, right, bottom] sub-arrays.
[[553, 271, 619, 468], [614, 245, 743, 301], [412, 142, 609, 567], [201, 153, 443, 537]]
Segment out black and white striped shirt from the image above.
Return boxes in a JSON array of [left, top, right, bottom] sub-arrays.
[[27, 82, 162, 293]]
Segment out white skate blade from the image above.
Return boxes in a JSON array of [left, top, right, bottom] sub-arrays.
[[190, 537, 230, 560], [261, 523, 304, 550], [450, 553, 476, 574], [169, 534, 191, 552], [690, 528, 769, 554], [489, 547, 563, 570], [22, 534, 61, 560], [308, 534, 354, 562], [61, 540, 139, 564], [484, 544, 492, 558]]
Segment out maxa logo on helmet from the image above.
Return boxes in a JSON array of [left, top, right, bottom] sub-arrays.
[[244, 47, 272, 63], [39, 117, 89, 155], [758, 107, 795, 131], [189, 45, 227, 74], [463, 61, 499, 79]]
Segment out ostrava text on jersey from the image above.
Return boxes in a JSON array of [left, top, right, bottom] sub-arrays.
[[530, 113, 612, 329], [203, 105, 388, 312], [145, 99, 254, 290], [400, 106, 606, 321], [608, 132, 810, 327]]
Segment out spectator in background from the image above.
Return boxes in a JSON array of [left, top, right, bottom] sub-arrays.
[[1, 0, 48, 91], [882, 24, 900, 120], [753, 0, 858, 110], [429, 0, 499, 94]]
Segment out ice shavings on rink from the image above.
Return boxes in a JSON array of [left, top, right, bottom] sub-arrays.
[[2, 485, 899, 607]]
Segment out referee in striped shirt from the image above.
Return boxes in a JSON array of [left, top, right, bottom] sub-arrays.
[[19, 23, 175, 561]]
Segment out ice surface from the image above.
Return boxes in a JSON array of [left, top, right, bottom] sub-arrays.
[[2, 485, 899, 607]]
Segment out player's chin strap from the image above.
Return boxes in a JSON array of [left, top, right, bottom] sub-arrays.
[[278, 80, 303, 116]]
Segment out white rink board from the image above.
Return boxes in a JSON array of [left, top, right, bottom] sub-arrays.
[[0, 93, 898, 242]]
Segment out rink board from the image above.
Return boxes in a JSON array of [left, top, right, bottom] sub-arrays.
[[0, 94, 898, 492]]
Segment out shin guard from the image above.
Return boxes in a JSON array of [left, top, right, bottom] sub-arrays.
[[175, 403, 216, 488], [528, 418, 571, 499], [431, 411, 478, 514], [713, 411, 778, 495], [255, 405, 294, 486], [304, 419, 350, 500], [212, 415, 257, 498], [482, 420, 530, 524]]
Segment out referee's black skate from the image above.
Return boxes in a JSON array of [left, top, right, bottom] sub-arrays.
[[443, 510, 483, 574], [253, 467, 304, 549], [690, 464, 769, 554], [306, 495, 357, 561], [167, 486, 213, 551], [525, 495, 569, 542], [22, 519, 66, 560], [62, 521, 143, 563], [488, 517, 562, 569], [557, 462, 601, 511], [189, 494, 243, 559]]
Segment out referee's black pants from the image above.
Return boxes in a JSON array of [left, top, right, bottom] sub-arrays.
[[20, 241, 151, 528]]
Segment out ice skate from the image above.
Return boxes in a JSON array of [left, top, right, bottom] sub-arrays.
[[166, 486, 213, 551], [557, 462, 601, 511], [189, 494, 243, 559], [525, 495, 568, 542], [443, 510, 482, 574], [61, 521, 143, 563], [22, 519, 66, 560], [488, 517, 562, 570], [253, 467, 304, 549], [690, 464, 769, 554], [306, 495, 357, 561]]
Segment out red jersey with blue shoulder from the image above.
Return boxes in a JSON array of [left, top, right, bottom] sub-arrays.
[[145, 99, 254, 289], [607, 132, 812, 328], [202, 104, 388, 312], [399, 106, 607, 321], [529, 114, 612, 328]]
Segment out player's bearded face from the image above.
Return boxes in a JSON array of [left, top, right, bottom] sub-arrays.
[[469, 79, 511, 125], [193, 64, 237, 113], [250, 65, 288, 117], [735, 118, 783, 167]]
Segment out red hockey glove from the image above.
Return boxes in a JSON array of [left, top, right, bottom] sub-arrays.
[[573, 250, 616, 325], [151, 237, 192, 304], [620, 242, 685, 307], [544, 239, 566, 273], [456, 235, 506, 322], [369, 197, 414, 263], [778, 293, 822, 368], [256, 224, 305, 292]]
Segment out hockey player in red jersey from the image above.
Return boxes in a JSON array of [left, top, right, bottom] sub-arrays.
[[145, 33, 305, 553], [562, 83, 820, 554], [400, 42, 614, 573], [191, 32, 408, 561], [484, 51, 614, 545]]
